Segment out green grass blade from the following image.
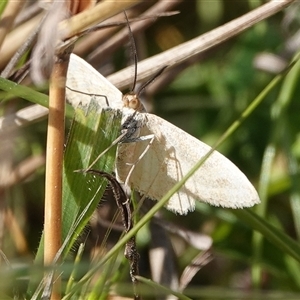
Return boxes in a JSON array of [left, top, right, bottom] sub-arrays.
[[27, 100, 121, 296], [0, 77, 74, 117], [0, 0, 8, 15], [234, 209, 300, 263], [60, 106, 121, 254]]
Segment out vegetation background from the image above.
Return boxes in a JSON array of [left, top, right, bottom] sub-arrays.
[[1, 0, 300, 299]]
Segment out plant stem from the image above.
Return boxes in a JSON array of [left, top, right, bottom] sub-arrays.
[[44, 53, 70, 299]]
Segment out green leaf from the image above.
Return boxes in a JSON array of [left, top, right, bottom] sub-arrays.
[[0, 0, 8, 16], [27, 99, 122, 296], [234, 209, 300, 263], [0, 77, 74, 118], [61, 105, 121, 255]]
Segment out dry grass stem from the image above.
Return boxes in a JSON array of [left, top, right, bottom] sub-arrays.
[[88, 0, 182, 64], [1, 15, 46, 78], [108, 0, 295, 90], [0, 0, 295, 135], [0, 155, 45, 188], [68, 0, 96, 15], [0, 1, 25, 48], [14, 2, 43, 27], [0, 104, 49, 133], [74, 10, 133, 57], [60, 0, 142, 40], [0, 13, 44, 69], [44, 53, 70, 299]]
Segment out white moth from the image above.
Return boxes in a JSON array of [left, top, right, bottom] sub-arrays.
[[66, 54, 260, 215]]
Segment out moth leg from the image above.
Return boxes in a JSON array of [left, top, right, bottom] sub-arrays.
[[84, 131, 127, 171], [66, 87, 110, 106]]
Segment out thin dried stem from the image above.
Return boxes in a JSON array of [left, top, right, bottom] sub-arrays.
[[108, 0, 296, 90], [73, 11, 125, 56], [0, 104, 49, 134], [0, 1, 25, 48], [14, 2, 43, 27], [88, 0, 182, 66], [0, 13, 44, 70], [0, 0, 294, 134], [1, 14, 46, 78], [60, 0, 142, 40], [74, 11, 179, 57], [0, 155, 45, 188]]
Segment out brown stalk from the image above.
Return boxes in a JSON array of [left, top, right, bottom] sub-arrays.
[[44, 50, 70, 299], [43, 1, 93, 297]]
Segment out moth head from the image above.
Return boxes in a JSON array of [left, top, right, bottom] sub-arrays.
[[122, 92, 145, 112]]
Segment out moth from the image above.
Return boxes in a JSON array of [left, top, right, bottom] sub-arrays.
[[66, 53, 260, 215]]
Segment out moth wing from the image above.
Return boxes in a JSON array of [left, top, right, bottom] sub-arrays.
[[66, 53, 123, 109], [118, 113, 260, 215]]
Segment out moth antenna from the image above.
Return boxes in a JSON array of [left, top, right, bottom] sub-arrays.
[[137, 65, 168, 97], [124, 10, 138, 93]]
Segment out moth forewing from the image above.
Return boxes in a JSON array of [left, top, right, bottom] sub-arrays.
[[66, 53, 124, 109], [117, 113, 260, 215]]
